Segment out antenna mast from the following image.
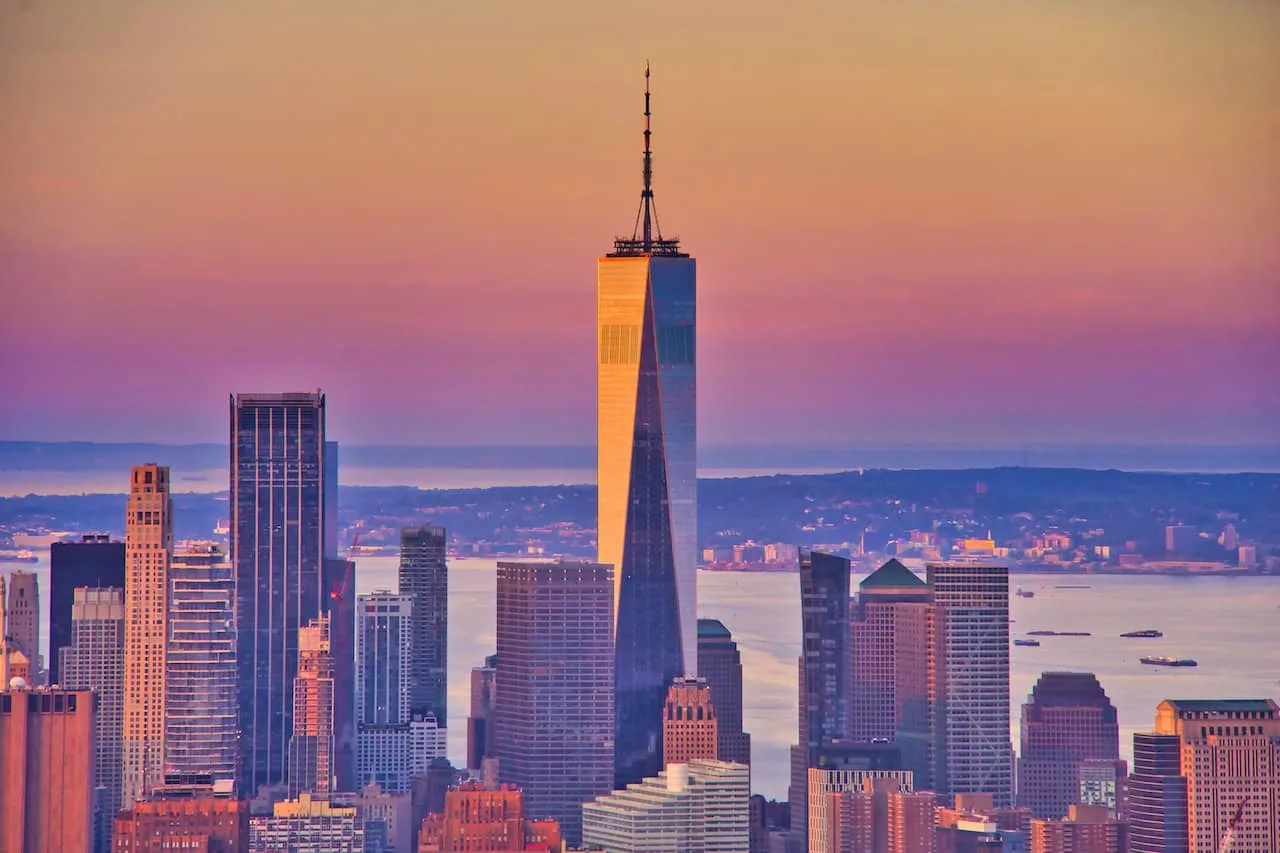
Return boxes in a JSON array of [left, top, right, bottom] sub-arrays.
[[642, 60, 653, 249]]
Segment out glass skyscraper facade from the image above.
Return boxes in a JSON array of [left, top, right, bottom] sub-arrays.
[[49, 534, 125, 685], [397, 525, 448, 726], [165, 543, 238, 781], [231, 391, 327, 794]]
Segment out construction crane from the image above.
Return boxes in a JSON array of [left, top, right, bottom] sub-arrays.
[[1219, 798, 1249, 853], [329, 532, 358, 608]]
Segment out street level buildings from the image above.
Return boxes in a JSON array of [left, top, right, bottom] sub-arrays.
[[417, 783, 564, 853], [1030, 805, 1128, 853], [248, 793, 363, 853], [0, 686, 96, 853], [696, 618, 752, 766], [494, 560, 615, 846], [165, 542, 238, 781], [111, 778, 248, 853], [50, 535, 125, 685], [398, 525, 448, 725], [1018, 672, 1120, 819], [231, 391, 327, 795], [59, 587, 127, 850], [122, 463, 174, 806], [598, 67, 697, 789]]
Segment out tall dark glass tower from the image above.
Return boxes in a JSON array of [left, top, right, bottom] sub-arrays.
[[49, 534, 124, 684], [231, 391, 327, 794], [598, 63, 697, 790], [696, 618, 751, 766], [398, 525, 448, 726]]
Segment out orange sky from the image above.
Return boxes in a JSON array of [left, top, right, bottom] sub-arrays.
[[1, 1, 1277, 445]]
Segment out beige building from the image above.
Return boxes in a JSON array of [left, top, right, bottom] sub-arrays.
[[122, 464, 174, 807], [1155, 698, 1280, 853], [289, 616, 335, 798], [663, 676, 718, 766], [0, 686, 97, 853]]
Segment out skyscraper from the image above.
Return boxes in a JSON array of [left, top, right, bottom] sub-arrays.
[[122, 463, 174, 807], [927, 562, 1014, 805], [1128, 732, 1187, 853], [355, 591, 413, 792], [322, 556, 356, 792], [597, 65, 697, 788], [663, 676, 718, 766], [165, 542, 238, 782], [59, 587, 126, 851], [849, 559, 938, 789], [466, 653, 497, 772], [494, 560, 615, 846], [696, 618, 751, 766], [789, 550, 851, 835], [398, 525, 448, 726], [231, 391, 327, 794], [1017, 672, 1120, 819], [4, 568, 40, 679], [0, 686, 97, 853], [289, 616, 335, 799], [50, 535, 125, 685]]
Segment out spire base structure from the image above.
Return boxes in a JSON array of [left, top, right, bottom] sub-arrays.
[[609, 61, 685, 258]]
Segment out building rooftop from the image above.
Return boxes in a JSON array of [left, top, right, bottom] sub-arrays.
[[860, 559, 926, 590], [1163, 698, 1278, 714], [697, 618, 732, 639]]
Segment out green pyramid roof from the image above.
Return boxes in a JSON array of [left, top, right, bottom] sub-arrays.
[[859, 558, 926, 590]]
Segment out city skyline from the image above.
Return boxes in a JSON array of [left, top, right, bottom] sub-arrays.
[[2, 3, 1277, 448]]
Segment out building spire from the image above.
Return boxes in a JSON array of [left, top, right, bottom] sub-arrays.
[[610, 61, 685, 258], [642, 60, 654, 249]]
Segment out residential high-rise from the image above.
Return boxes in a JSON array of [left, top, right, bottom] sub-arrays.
[[398, 525, 448, 726], [165, 542, 238, 782], [1154, 698, 1280, 853], [582, 760, 749, 853], [417, 783, 564, 853], [1018, 672, 1120, 819], [927, 562, 1014, 805], [815, 777, 935, 853], [696, 618, 752, 766], [466, 653, 497, 772], [356, 591, 414, 792], [321, 556, 356, 792], [1030, 804, 1128, 853], [50, 535, 125, 684], [59, 587, 126, 851], [4, 568, 40, 679], [288, 617, 335, 799], [807, 769, 915, 853], [122, 463, 174, 806], [849, 559, 938, 789], [0, 686, 96, 853], [663, 676, 718, 766], [231, 391, 327, 795], [1128, 732, 1187, 853], [248, 793, 363, 853], [597, 66, 697, 789], [112, 778, 248, 853], [789, 551, 852, 835], [494, 560, 614, 845]]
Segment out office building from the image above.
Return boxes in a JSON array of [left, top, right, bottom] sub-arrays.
[[122, 463, 174, 806], [59, 587, 126, 850], [0, 686, 96, 853], [849, 559, 938, 789], [808, 768, 917, 853], [165, 542, 238, 781], [927, 562, 1014, 805], [1128, 732, 1187, 853], [248, 794, 363, 853], [494, 560, 614, 845], [789, 550, 852, 835], [231, 391, 327, 794], [1017, 672, 1119, 819], [1030, 805, 1128, 853], [322, 556, 357, 792], [1078, 758, 1128, 820], [815, 777, 934, 853], [324, 441, 339, 560], [398, 525, 448, 725], [112, 778, 248, 853], [356, 592, 413, 792], [333, 784, 413, 853], [466, 653, 498, 771], [50, 535, 126, 684], [598, 67, 697, 789], [417, 783, 564, 853], [697, 618, 752, 766], [288, 617, 335, 799], [582, 760, 749, 853], [663, 676, 718, 766], [1154, 698, 1280, 853], [4, 569, 41, 679]]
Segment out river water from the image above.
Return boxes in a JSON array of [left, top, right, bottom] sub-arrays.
[[12, 554, 1277, 800]]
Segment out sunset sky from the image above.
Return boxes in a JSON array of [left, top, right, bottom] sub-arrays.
[[1, 1, 1277, 446]]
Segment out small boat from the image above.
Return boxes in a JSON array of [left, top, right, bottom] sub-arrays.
[[1027, 630, 1091, 637], [1141, 656, 1197, 667], [1014, 638, 1041, 647], [1121, 630, 1163, 638], [1055, 584, 1092, 589], [1016, 587, 1035, 598]]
